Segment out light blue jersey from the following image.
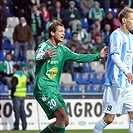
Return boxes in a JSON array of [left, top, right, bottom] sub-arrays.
[[105, 28, 133, 88]]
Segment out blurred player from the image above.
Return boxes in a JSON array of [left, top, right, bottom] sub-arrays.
[[34, 20, 108, 133], [92, 7, 133, 133]]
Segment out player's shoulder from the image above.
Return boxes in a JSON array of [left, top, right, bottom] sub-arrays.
[[58, 43, 70, 52], [112, 28, 120, 34], [129, 32, 133, 37], [58, 43, 67, 49], [110, 28, 121, 38], [38, 41, 48, 48]]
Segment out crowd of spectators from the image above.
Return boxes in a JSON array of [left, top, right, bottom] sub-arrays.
[[0, 0, 133, 88]]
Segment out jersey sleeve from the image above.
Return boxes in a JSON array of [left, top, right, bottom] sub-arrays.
[[35, 42, 48, 61], [110, 32, 121, 55], [64, 46, 101, 62]]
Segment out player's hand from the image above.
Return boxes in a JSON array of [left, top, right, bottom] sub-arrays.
[[125, 73, 133, 83], [100, 46, 108, 58], [44, 48, 57, 59]]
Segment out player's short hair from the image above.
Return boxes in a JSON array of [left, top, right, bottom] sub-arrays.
[[118, 7, 133, 24], [48, 20, 64, 38]]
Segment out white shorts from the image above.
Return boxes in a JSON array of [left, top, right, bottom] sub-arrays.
[[102, 85, 133, 114]]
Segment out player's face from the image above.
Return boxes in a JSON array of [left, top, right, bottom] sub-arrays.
[[125, 13, 133, 31], [54, 26, 65, 42]]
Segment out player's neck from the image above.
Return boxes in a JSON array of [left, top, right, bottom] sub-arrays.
[[120, 26, 129, 34], [48, 38, 58, 46]]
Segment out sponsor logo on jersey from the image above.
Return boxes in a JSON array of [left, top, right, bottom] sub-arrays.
[[46, 68, 58, 78], [47, 60, 58, 64]]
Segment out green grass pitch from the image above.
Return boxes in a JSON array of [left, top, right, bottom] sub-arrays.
[[0, 129, 128, 133]]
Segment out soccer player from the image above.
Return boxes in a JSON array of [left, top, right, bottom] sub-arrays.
[[92, 7, 133, 133], [34, 20, 108, 133]]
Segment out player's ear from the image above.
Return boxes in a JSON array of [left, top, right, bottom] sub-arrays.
[[51, 31, 55, 36], [122, 17, 127, 24]]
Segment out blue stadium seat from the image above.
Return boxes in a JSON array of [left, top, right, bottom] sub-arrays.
[[26, 85, 34, 98], [64, 28, 72, 39], [101, 73, 105, 84], [2, 37, 14, 51], [84, 85, 98, 93], [12, 52, 23, 61], [81, 63, 94, 72], [0, 75, 2, 84], [88, 73, 103, 84], [105, 8, 118, 17], [59, 85, 69, 93], [69, 85, 82, 93], [75, 0, 80, 8], [98, 85, 105, 92], [0, 50, 6, 61], [59, 85, 71, 98], [80, 18, 89, 29], [8, 0, 13, 2], [84, 85, 103, 98], [73, 73, 90, 84], [0, 85, 9, 98], [69, 85, 83, 98]]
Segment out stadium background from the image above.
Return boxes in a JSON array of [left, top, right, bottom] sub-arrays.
[[0, 0, 132, 132]]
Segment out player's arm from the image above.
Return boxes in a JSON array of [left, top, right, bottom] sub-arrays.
[[111, 53, 132, 83], [64, 46, 107, 62]]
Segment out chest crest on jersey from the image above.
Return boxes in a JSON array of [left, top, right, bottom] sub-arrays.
[[46, 68, 58, 79], [124, 51, 132, 66]]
